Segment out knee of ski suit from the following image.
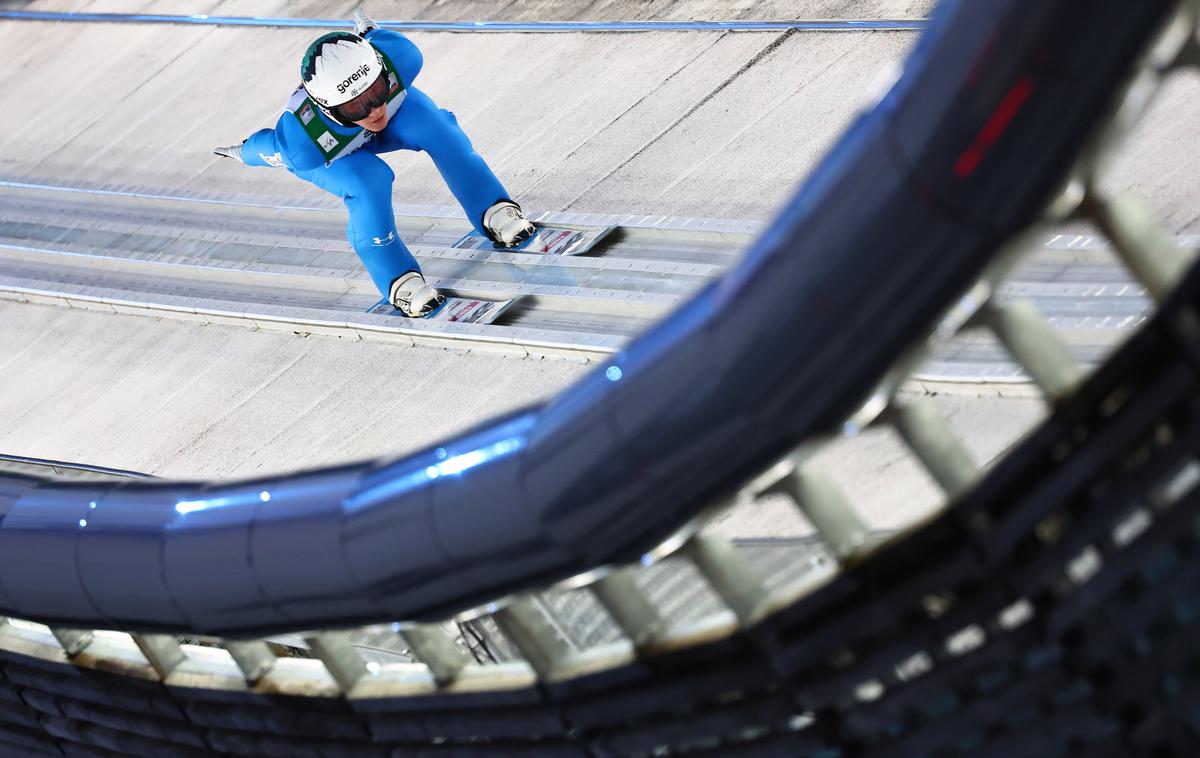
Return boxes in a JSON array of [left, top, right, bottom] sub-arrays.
[[341, 152, 396, 196]]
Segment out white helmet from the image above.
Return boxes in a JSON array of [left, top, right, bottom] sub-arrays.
[[300, 32, 383, 109]]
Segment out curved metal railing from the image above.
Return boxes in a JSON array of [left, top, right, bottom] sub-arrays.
[[0, 0, 1180, 639], [0, 1, 1198, 753]]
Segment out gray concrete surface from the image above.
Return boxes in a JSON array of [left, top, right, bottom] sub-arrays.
[[0, 299, 587, 479], [3, 0, 1195, 228], [0, 1, 930, 220], [0, 296, 1048, 535]]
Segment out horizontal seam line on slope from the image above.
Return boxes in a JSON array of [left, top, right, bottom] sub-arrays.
[[0, 242, 686, 305], [0, 280, 623, 355], [0, 226, 730, 278], [0, 12, 928, 32], [0, 181, 762, 236]]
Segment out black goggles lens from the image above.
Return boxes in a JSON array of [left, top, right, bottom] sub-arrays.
[[336, 74, 388, 122]]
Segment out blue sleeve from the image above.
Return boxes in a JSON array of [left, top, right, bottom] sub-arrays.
[[241, 112, 325, 172], [365, 29, 423, 86]]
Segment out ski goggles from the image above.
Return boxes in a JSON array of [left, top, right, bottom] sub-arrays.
[[334, 72, 390, 123]]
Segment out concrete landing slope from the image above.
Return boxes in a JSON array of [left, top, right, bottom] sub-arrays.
[[0, 298, 1045, 535], [0, 299, 589, 480], [3, 1, 1196, 229], [0, 0, 936, 499], [2, 1, 927, 219]]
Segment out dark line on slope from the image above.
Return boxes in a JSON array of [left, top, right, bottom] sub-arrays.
[[563, 28, 800, 209]]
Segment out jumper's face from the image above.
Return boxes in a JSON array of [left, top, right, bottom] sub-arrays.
[[335, 72, 390, 132], [354, 105, 389, 133]]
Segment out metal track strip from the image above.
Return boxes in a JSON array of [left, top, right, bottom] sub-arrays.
[[0, 181, 1179, 381], [0, 275, 623, 359], [0, 11, 928, 34]]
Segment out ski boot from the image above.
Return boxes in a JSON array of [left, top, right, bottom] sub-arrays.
[[483, 200, 537, 249], [389, 271, 444, 317]]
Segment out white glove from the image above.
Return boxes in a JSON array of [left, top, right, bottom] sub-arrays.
[[213, 143, 244, 163], [354, 9, 378, 36]]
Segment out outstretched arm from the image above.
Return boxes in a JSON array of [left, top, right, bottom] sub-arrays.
[[215, 113, 325, 173], [213, 128, 282, 169], [213, 126, 286, 169], [240, 128, 291, 169]]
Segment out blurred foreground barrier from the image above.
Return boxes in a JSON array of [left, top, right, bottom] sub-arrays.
[[0, 0, 1197, 754]]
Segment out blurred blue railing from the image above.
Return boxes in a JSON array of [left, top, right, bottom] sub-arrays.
[[0, 0, 1177, 638]]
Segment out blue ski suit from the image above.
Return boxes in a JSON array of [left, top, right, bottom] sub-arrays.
[[240, 29, 510, 297]]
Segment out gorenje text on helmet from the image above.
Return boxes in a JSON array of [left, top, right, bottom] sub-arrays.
[[337, 64, 373, 94]]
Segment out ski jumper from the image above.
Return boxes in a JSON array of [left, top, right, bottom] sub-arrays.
[[240, 29, 511, 297]]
